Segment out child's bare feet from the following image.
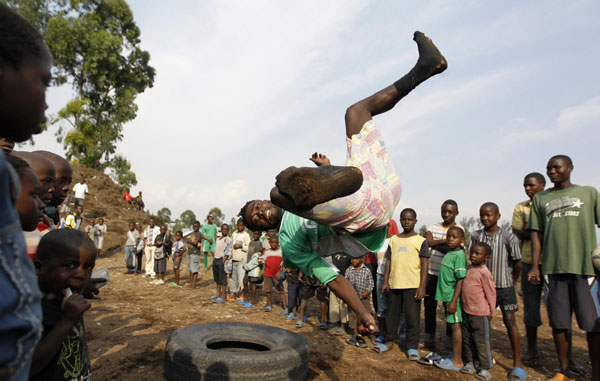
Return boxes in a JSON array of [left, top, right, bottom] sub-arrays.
[[274, 165, 363, 211]]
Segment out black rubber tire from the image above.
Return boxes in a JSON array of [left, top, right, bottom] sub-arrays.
[[164, 322, 308, 381]]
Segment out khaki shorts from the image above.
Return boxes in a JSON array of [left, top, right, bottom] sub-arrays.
[[264, 276, 283, 292]]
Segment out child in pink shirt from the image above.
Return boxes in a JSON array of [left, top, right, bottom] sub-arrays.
[[460, 242, 496, 380]]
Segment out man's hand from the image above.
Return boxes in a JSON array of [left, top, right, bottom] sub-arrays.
[[361, 290, 369, 299], [380, 283, 389, 294], [527, 267, 540, 285], [447, 300, 457, 314], [357, 311, 377, 335], [233, 244, 242, 249], [61, 294, 91, 325], [415, 285, 426, 301], [309, 152, 331, 167]]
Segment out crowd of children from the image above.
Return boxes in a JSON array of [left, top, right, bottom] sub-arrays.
[[1, 5, 598, 381]]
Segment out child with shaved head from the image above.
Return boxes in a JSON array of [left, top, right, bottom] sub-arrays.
[[30, 229, 95, 380], [34, 150, 73, 226], [471, 202, 524, 380]]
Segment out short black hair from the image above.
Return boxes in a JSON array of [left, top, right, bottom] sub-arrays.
[[471, 242, 492, 257], [524, 172, 546, 185], [6, 153, 31, 179], [400, 208, 417, 218], [0, 3, 45, 68], [237, 218, 245, 226], [480, 202, 499, 213], [35, 229, 95, 263], [448, 226, 465, 238], [175, 230, 183, 236], [193, 220, 200, 225], [238, 200, 254, 228], [549, 154, 573, 166], [442, 199, 458, 209]]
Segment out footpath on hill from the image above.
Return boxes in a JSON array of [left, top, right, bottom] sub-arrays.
[[78, 167, 592, 381]]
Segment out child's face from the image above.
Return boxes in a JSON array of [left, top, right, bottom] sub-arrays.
[[399, 211, 417, 233], [237, 221, 245, 232], [523, 177, 545, 200], [17, 167, 45, 231], [0, 46, 52, 142], [269, 238, 279, 250], [479, 206, 500, 229], [446, 229, 464, 250], [267, 228, 277, 237], [129, 223, 135, 231], [98, 218, 104, 225], [36, 242, 97, 295], [469, 246, 488, 266], [193, 222, 200, 231], [221, 225, 229, 236], [253, 231, 261, 240], [160, 226, 167, 234], [76, 205, 83, 214], [175, 232, 182, 241], [51, 159, 73, 206], [351, 257, 363, 268], [32, 157, 55, 205], [441, 204, 458, 225]]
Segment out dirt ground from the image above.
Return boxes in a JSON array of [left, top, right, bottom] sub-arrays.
[[74, 166, 593, 380], [84, 251, 593, 381]]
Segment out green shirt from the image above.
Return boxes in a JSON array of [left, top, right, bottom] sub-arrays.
[[528, 185, 600, 276], [435, 249, 467, 303], [200, 223, 217, 253], [279, 211, 386, 285]]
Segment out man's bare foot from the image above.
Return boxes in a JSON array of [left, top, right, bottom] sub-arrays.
[[275, 165, 363, 211]]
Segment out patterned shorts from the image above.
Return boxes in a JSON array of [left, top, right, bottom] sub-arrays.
[[302, 120, 401, 233]]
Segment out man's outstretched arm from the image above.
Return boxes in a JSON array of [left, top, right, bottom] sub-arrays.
[[327, 274, 377, 334]]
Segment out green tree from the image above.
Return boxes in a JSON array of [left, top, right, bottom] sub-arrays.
[[180, 210, 196, 229], [157, 207, 172, 223], [459, 216, 482, 243], [108, 154, 137, 189], [7, 0, 155, 167], [205, 207, 225, 226]]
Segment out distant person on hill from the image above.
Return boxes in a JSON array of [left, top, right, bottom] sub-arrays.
[[124, 222, 140, 274], [72, 177, 89, 209], [35, 150, 74, 226], [201, 215, 217, 271], [143, 218, 161, 278], [123, 188, 133, 208], [135, 191, 144, 211], [94, 217, 107, 254], [84, 218, 95, 239]]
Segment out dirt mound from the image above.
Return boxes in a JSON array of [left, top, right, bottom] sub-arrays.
[[73, 166, 150, 253]]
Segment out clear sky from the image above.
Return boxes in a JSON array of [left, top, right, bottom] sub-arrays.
[[25, 0, 600, 229]]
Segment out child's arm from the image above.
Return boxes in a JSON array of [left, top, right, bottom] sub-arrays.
[[447, 278, 464, 314], [298, 270, 304, 283], [424, 230, 449, 252], [415, 256, 429, 300], [30, 295, 91, 377], [382, 245, 392, 294], [482, 272, 497, 318]]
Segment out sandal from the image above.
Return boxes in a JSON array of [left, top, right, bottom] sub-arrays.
[[356, 336, 368, 348], [407, 349, 420, 361], [508, 366, 528, 381], [372, 335, 385, 345], [460, 363, 476, 375], [346, 337, 359, 347], [476, 369, 492, 381], [417, 351, 442, 366], [372, 343, 389, 354], [434, 358, 461, 371]]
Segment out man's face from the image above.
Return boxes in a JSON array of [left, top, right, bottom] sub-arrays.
[[207, 216, 213, 224], [149, 219, 155, 228], [17, 167, 45, 231], [244, 200, 281, 230], [523, 177, 545, 200], [32, 157, 55, 205], [546, 158, 573, 184], [0, 47, 52, 142], [36, 242, 96, 295], [441, 204, 458, 225]]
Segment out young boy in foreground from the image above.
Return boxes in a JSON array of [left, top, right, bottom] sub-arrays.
[[433, 226, 466, 371], [378, 208, 429, 358], [345, 255, 374, 348], [30, 229, 95, 380], [460, 242, 496, 380], [472, 202, 525, 379], [259, 236, 287, 313], [171, 231, 186, 287]]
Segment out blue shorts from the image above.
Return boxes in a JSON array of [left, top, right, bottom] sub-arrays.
[[188, 254, 201, 273], [173, 255, 183, 270]]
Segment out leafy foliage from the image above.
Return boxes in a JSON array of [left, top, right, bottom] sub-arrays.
[[108, 154, 136, 189], [157, 207, 172, 223], [7, 0, 155, 170], [179, 210, 196, 229]]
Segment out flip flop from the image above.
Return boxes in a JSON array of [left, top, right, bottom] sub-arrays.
[[508, 366, 528, 381], [476, 369, 493, 381], [434, 358, 462, 371], [407, 349, 420, 361], [460, 363, 476, 375], [372, 335, 385, 345], [356, 336, 368, 348], [346, 337, 359, 347], [417, 351, 442, 366], [372, 343, 389, 354]]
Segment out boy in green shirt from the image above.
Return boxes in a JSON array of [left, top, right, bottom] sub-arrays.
[[433, 227, 466, 372], [201, 215, 217, 271], [528, 154, 600, 381]]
